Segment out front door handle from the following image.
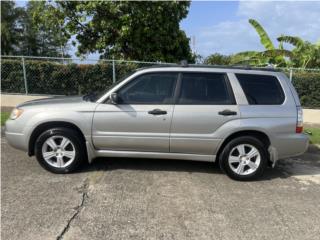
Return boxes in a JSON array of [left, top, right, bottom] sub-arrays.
[[218, 109, 237, 116], [148, 109, 167, 115]]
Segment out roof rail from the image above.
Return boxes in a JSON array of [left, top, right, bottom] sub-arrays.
[[187, 64, 280, 72], [137, 62, 281, 72]]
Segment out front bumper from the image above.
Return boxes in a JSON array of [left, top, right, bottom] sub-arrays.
[[4, 121, 29, 152]]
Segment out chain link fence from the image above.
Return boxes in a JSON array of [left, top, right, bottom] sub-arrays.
[[0, 56, 173, 95], [1, 55, 319, 107]]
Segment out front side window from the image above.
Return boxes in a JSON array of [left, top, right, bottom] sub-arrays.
[[117, 73, 178, 104], [236, 74, 285, 105], [177, 73, 234, 105]]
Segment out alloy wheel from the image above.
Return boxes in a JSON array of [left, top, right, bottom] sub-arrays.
[[228, 144, 261, 176], [41, 136, 76, 168]]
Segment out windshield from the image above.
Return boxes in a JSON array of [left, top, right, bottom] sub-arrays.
[[83, 70, 137, 102]]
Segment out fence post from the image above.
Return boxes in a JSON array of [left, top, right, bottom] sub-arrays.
[[21, 57, 28, 94], [289, 68, 293, 82], [112, 58, 116, 83]]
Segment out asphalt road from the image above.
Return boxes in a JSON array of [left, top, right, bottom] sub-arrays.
[[1, 136, 320, 240]]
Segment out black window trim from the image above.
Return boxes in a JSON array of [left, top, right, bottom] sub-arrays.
[[174, 72, 237, 105], [235, 73, 285, 105], [108, 71, 180, 105]]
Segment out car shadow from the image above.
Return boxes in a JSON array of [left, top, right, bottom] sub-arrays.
[[86, 157, 222, 175], [76, 146, 320, 182], [79, 157, 290, 181]]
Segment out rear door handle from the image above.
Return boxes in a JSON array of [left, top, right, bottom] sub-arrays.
[[148, 109, 167, 115], [218, 109, 237, 116]]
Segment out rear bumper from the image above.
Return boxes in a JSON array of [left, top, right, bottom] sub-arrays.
[[272, 133, 309, 161]]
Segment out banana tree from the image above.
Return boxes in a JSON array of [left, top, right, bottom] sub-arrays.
[[232, 19, 292, 67], [277, 35, 320, 68], [248, 19, 275, 50]]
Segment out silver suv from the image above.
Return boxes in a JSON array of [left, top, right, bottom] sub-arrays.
[[5, 66, 309, 180]]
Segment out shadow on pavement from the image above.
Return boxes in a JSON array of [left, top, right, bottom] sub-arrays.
[[77, 145, 320, 183], [87, 157, 222, 174], [79, 157, 291, 182]]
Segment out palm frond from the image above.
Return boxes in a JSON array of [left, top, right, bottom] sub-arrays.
[[277, 35, 304, 48], [262, 49, 293, 58], [249, 19, 274, 50], [232, 51, 260, 58]]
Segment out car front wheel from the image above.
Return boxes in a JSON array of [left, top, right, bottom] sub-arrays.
[[35, 127, 85, 173]]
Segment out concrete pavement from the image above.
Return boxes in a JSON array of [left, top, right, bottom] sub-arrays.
[[1, 136, 320, 240]]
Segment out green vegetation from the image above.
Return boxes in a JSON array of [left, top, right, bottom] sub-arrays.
[[204, 53, 233, 65], [233, 19, 320, 68], [292, 72, 320, 108], [1, 59, 142, 95], [1, 1, 22, 55], [2, 1, 193, 62], [57, 1, 194, 62], [2, 2, 318, 67], [205, 19, 320, 69], [1, 112, 10, 126], [305, 128, 320, 145], [1, 1, 69, 57], [277, 36, 320, 68], [231, 19, 292, 67], [2, 59, 320, 107]]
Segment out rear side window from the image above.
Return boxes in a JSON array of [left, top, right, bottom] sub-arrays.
[[178, 73, 235, 105], [236, 74, 285, 105]]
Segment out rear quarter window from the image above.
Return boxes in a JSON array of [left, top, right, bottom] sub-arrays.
[[236, 74, 285, 105]]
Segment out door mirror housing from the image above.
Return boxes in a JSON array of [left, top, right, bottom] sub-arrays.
[[109, 92, 119, 104]]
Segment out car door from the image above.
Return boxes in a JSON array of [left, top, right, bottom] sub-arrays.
[[92, 72, 178, 152], [170, 72, 239, 155]]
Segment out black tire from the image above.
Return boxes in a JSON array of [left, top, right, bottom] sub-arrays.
[[34, 127, 86, 173], [219, 136, 268, 181]]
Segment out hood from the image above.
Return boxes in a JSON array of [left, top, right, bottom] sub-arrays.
[[17, 96, 85, 108]]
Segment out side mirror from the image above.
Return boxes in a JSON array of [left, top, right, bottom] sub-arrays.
[[110, 92, 118, 104]]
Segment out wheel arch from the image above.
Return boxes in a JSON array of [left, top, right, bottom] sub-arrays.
[[28, 121, 87, 156], [216, 130, 271, 163]]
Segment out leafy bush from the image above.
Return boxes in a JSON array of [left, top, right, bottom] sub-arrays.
[[291, 72, 320, 108], [1, 60, 25, 93], [1, 59, 319, 108], [1, 59, 127, 95], [25, 61, 80, 95]]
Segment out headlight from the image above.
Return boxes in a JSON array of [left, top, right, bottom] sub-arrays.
[[10, 108, 24, 120]]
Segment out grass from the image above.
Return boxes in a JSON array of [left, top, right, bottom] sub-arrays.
[[305, 128, 320, 145], [1, 110, 319, 145], [1, 112, 10, 126]]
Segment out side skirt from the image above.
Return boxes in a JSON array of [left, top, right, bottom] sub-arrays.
[[86, 141, 216, 163], [87, 151, 215, 164]]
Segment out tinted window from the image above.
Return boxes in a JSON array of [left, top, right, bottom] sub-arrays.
[[178, 73, 234, 104], [117, 73, 177, 104], [236, 74, 285, 105]]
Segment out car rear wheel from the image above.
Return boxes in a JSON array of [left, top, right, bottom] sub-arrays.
[[35, 127, 85, 173], [219, 136, 268, 180]]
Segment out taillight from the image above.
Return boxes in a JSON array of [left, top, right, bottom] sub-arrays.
[[296, 107, 303, 133]]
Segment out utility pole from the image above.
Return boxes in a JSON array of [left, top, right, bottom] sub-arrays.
[[192, 35, 196, 54]]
